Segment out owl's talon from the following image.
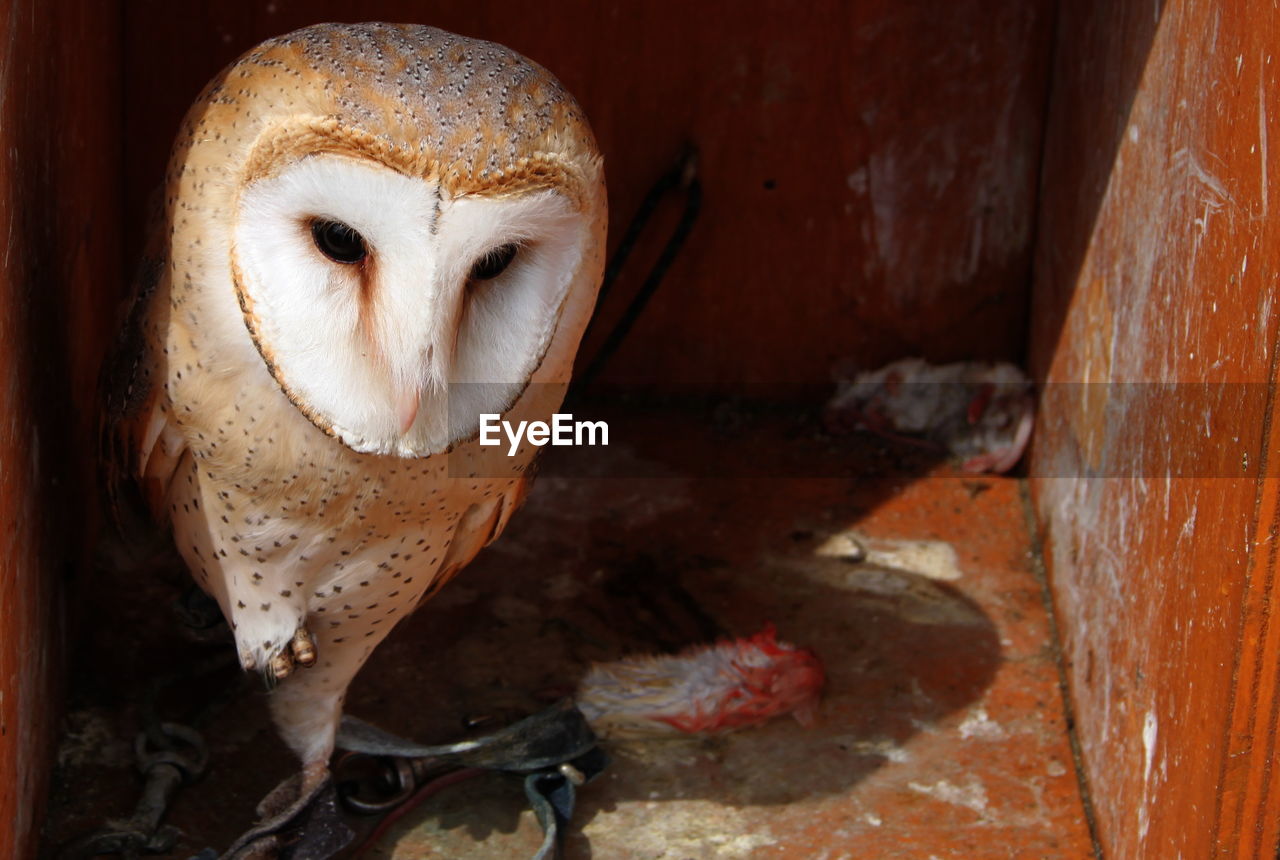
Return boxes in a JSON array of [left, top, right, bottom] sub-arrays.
[[270, 651, 294, 680], [291, 628, 317, 667]]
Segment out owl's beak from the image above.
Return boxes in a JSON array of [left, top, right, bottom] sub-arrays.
[[396, 388, 421, 435]]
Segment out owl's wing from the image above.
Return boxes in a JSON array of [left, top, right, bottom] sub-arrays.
[[416, 477, 530, 604], [99, 246, 186, 559]]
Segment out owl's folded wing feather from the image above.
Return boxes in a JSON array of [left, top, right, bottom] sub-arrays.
[[99, 250, 187, 560]]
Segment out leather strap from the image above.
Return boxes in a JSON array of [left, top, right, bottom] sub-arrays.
[[196, 701, 606, 860]]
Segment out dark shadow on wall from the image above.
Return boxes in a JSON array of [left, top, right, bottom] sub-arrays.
[[0, 2, 122, 856], [1027, 1, 1166, 380]]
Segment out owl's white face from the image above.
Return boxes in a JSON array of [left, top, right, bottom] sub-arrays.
[[232, 154, 590, 457]]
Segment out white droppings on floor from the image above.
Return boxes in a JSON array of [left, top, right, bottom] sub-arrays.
[[831, 735, 912, 763], [957, 706, 1006, 740], [908, 777, 990, 815]]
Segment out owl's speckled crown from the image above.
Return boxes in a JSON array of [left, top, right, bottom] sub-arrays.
[[172, 22, 602, 203]]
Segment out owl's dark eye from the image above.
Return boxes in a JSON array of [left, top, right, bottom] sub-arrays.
[[310, 219, 367, 264], [468, 243, 518, 281]]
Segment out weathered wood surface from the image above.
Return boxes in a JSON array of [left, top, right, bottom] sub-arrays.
[[1030, 0, 1280, 855]]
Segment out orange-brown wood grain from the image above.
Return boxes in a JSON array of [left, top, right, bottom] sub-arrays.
[[1030, 0, 1280, 855], [1225, 469, 1280, 856], [0, 1, 121, 856], [120, 0, 1054, 389]]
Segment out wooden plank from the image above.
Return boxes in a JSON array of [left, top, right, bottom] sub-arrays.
[[1029, 0, 1280, 855], [121, 0, 1054, 389], [0, 1, 121, 856]]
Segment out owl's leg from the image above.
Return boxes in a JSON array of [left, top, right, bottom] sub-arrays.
[[268, 618, 387, 786], [269, 678, 346, 792]]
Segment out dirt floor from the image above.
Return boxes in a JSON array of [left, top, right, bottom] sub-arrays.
[[44, 399, 1095, 858]]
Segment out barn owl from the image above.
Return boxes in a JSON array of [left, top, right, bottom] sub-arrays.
[[103, 22, 606, 789]]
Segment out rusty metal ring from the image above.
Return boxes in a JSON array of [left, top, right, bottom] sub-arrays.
[[335, 752, 418, 815], [134, 722, 208, 781]]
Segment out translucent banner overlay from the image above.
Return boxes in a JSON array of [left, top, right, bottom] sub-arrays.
[[442, 382, 1269, 479]]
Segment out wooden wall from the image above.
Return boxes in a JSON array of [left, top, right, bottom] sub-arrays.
[[122, 0, 1054, 388], [0, 1, 121, 857], [1029, 0, 1280, 855]]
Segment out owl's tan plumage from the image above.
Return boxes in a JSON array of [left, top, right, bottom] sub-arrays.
[[104, 22, 605, 776]]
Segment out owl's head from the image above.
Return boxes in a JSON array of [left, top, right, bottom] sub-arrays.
[[172, 23, 605, 457]]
